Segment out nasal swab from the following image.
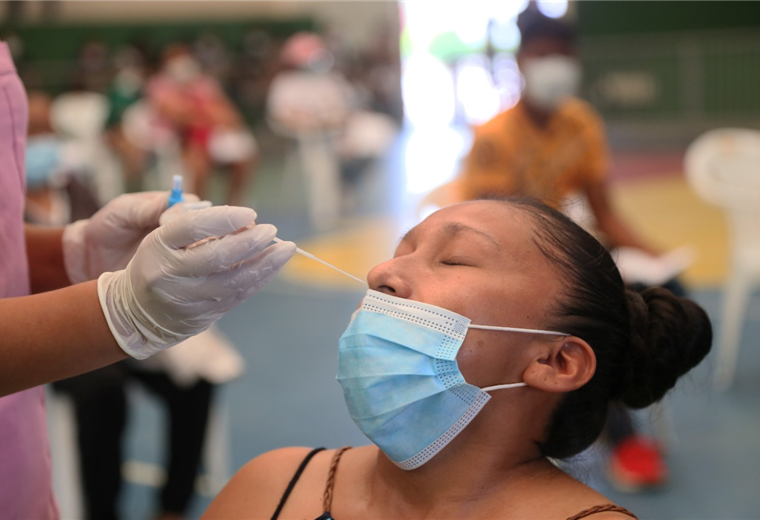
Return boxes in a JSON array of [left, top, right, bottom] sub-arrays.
[[273, 237, 366, 285]]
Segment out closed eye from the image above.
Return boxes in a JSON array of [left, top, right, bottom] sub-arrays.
[[440, 258, 473, 266]]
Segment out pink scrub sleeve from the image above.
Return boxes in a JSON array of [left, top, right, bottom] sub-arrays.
[[0, 41, 59, 519]]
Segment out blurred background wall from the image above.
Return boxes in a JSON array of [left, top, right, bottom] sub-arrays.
[[578, 1, 760, 148]]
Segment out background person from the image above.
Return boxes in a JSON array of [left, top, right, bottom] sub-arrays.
[[146, 43, 258, 206], [424, 10, 677, 490], [202, 198, 712, 520], [53, 325, 242, 520]]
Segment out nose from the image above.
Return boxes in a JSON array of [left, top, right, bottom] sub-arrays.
[[367, 257, 412, 299]]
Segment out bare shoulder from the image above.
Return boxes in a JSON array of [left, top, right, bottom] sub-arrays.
[[201, 447, 321, 520]]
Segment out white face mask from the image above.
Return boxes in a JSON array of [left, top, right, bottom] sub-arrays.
[[165, 55, 201, 85], [522, 55, 581, 111]]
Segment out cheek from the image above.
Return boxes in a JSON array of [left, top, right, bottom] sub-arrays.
[[456, 332, 510, 386]]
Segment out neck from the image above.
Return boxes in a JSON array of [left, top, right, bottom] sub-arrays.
[[367, 400, 560, 517]]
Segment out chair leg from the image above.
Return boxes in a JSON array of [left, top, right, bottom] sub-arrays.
[[714, 270, 751, 391], [198, 399, 232, 497], [297, 135, 341, 231]]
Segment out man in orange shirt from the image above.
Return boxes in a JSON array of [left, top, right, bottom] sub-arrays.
[[454, 13, 651, 255], [443, 10, 667, 492]]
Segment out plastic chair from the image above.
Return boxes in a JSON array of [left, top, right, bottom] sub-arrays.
[[684, 128, 760, 390], [50, 92, 123, 204]]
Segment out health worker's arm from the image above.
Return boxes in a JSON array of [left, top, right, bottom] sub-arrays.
[[1, 205, 296, 397], [24, 224, 69, 293], [0, 281, 126, 396]]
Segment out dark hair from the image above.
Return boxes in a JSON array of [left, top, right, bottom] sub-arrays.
[[517, 9, 577, 50], [502, 197, 712, 459]]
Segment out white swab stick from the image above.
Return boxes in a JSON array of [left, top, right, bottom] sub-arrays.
[[273, 237, 366, 285]]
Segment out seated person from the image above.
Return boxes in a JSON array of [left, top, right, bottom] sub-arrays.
[[202, 198, 712, 520], [146, 43, 257, 206], [424, 10, 682, 489], [24, 91, 99, 225]]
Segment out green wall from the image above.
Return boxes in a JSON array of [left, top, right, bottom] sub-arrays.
[[577, 1, 760, 36], [2, 19, 314, 62]]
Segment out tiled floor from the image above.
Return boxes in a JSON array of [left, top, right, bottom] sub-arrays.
[[94, 124, 758, 519]]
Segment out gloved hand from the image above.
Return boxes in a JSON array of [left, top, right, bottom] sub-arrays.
[[62, 191, 210, 284], [97, 205, 296, 359]]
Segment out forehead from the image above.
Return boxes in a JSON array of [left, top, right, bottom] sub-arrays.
[[408, 201, 536, 252]]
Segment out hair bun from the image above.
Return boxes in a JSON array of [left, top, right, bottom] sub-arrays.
[[614, 287, 712, 408]]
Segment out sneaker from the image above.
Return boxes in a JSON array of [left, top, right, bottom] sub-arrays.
[[608, 435, 667, 492]]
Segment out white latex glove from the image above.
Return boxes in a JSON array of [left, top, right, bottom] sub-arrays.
[[62, 191, 208, 284], [97, 205, 296, 359]]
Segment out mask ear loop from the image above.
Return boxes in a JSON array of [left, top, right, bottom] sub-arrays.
[[468, 327, 570, 393], [468, 324, 569, 336], [481, 382, 528, 392]]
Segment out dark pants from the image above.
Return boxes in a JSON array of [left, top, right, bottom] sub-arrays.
[[53, 361, 214, 520]]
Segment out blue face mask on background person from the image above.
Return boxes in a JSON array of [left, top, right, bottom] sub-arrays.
[[337, 289, 568, 470], [25, 135, 62, 190]]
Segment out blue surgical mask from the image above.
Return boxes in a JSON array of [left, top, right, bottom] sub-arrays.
[[25, 135, 62, 190], [337, 289, 567, 470]]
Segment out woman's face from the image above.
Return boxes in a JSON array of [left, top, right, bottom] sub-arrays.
[[367, 200, 565, 387]]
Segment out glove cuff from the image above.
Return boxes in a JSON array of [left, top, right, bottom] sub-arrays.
[[97, 271, 192, 359], [62, 219, 90, 285]]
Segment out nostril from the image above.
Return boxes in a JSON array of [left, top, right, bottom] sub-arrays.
[[377, 284, 396, 294]]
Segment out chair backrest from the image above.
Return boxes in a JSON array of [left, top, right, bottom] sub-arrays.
[[684, 128, 760, 214], [685, 128, 760, 264]]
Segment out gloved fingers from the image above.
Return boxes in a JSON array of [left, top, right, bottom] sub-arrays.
[[100, 191, 168, 231], [174, 224, 282, 277], [167, 241, 296, 304], [205, 240, 296, 295], [157, 205, 258, 250], [159, 199, 213, 226]]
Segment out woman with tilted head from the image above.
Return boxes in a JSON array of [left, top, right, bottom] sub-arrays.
[[204, 198, 712, 520]]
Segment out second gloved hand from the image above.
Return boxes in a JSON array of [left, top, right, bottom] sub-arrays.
[[62, 191, 209, 284], [98, 205, 296, 359]]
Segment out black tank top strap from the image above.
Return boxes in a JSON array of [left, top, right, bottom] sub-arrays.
[[270, 447, 326, 520], [566, 504, 638, 520]]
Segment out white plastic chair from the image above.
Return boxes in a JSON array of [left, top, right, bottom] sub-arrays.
[[684, 128, 760, 390], [50, 92, 123, 204]]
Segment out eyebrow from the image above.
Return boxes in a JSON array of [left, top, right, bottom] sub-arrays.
[[400, 222, 502, 250]]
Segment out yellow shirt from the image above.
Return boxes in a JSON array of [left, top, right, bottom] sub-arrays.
[[458, 98, 610, 208]]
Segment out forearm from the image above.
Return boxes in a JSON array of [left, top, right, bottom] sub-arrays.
[[24, 224, 70, 293], [584, 181, 657, 254], [596, 214, 654, 253], [0, 280, 126, 396]]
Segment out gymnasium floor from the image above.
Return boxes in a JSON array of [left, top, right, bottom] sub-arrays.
[[101, 125, 757, 519]]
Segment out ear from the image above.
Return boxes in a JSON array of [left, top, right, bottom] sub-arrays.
[[522, 336, 596, 393]]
